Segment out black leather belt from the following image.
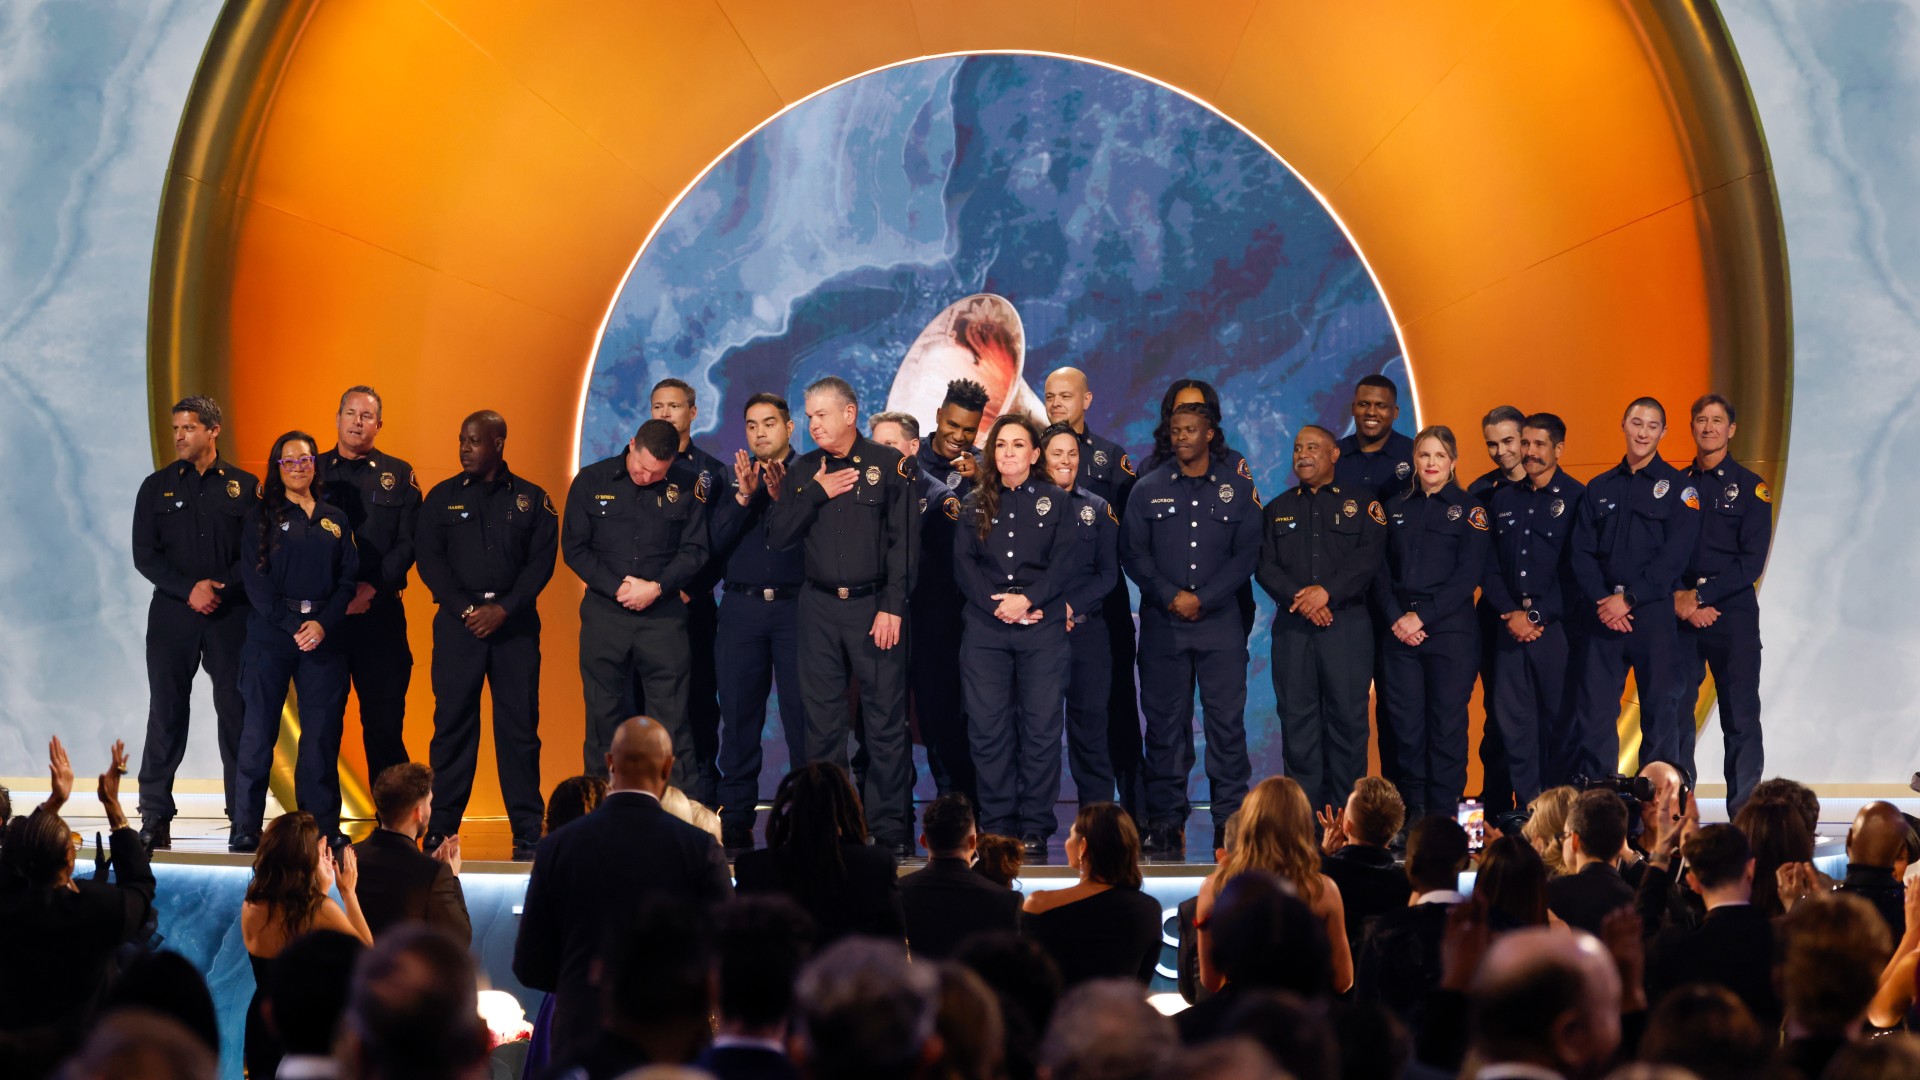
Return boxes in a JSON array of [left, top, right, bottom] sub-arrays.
[[727, 583, 800, 601], [1001, 586, 1026, 595], [809, 580, 882, 600], [282, 598, 325, 614]]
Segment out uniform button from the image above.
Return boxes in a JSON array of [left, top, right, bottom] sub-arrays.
[[1190, 541, 1198, 548], [1006, 551, 1014, 558], [1519, 570, 1528, 577], [1190, 564, 1197, 570], [1191, 521, 1199, 528]]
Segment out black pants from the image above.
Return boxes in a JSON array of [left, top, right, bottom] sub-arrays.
[[1381, 619, 1478, 822], [1475, 601, 1515, 813], [1273, 609, 1373, 816], [1491, 620, 1571, 804], [1102, 586, 1145, 818], [797, 589, 911, 846], [138, 596, 247, 823], [234, 617, 350, 837], [962, 609, 1070, 838], [1064, 617, 1116, 806], [342, 598, 412, 782], [909, 598, 974, 803], [427, 608, 544, 845], [1137, 607, 1250, 833], [579, 593, 692, 788], [1575, 611, 1681, 780], [685, 589, 722, 806], [1675, 601, 1763, 812], [716, 591, 805, 831]]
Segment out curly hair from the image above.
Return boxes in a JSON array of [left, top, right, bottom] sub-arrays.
[[1216, 776, 1322, 902], [256, 430, 319, 573], [544, 775, 607, 835], [766, 763, 869, 905], [245, 811, 326, 935]]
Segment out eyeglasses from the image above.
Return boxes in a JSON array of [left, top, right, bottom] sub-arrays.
[[278, 455, 317, 470]]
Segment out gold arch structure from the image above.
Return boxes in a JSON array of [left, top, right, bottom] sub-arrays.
[[151, 0, 1788, 815]]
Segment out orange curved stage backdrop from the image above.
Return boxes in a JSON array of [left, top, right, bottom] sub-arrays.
[[150, 0, 1788, 817]]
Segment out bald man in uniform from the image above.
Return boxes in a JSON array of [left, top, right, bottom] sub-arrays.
[[1839, 801, 1911, 939]]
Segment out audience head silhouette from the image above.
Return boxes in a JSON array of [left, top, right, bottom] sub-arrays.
[[1469, 928, 1622, 1077], [245, 811, 327, 934], [1038, 978, 1176, 1080], [1207, 870, 1332, 997], [340, 925, 489, 1080], [1405, 816, 1471, 895], [794, 938, 941, 1080], [1847, 799, 1910, 868], [1067, 802, 1141, 889]]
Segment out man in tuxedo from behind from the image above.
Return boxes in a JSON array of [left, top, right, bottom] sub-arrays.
[[898, 793, 1023, 960], [351, 762, 470, 944], [513, 715, 734, 1064], [697, 896, 818, 1080]]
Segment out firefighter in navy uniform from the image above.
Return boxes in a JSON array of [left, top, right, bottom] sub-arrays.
[[1043, 369, 1135, 810], [1483, 413, 1585, 802], [1375, 427, 1491, 826], [916, 378, 988, 497], [764, 377, 919, 856], [649, 377, 728, 807], [956, 415, 1078, 854], [415, 411, 558, 860], [1675, 393, 1773, 813], [1467, 406, 1530, 814], [1569, 398, 1702, 781], [1255, 425, 1386, 817], [1121, 402, 1261, 856], [562, 419, 712, 789], [131, 396, 258, 850], [231, 431, 359, 851], [870, 411, 971, 809], [1041, 421, 1121, 808], [708, 393, 810, 852], [315, 386, 421, 783]]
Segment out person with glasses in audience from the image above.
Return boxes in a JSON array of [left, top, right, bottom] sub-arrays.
[[230, 430, 360, 852]]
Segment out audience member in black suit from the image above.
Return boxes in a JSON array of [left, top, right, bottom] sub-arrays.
[[339, 925, 490, 1080], [1638, 984, 1774, 1080], [1638, 822, 1781, 1032], [1355, 816, 1473, 1037], [953, 933, 1063, 1080], [1021, 802, 1164, 987], [520, 772, 610, 1079], [1476, 834, 1553, 928], [696, 896, 816, 1080], [547, 895, 714, 1079], [512, 716, 733, 1063], [1547, 788, 1636, 935], [351, 762, 470, 945], [0, 740, 154, 1046], [1318, 775, 1412, 954], [733, 763, 906, 944], [901, 794, 1023, 959], [1177, 810, 1240, 1005], [1175, 871, 1333, 1045], [792, 939, 942, 1080], [1837, 800, 1909, 941], [264, 929, 365, 1079], [1039, 979, 1177, 1080], [1774, 893, 1892, 1080]]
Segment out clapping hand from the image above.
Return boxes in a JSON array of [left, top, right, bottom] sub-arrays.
[[431, 834, 463, 876], [97, 741, 130, 830], [733, 450, 762, 502], [46, 736, 73, 813], [1317, 805, 1348, 855]]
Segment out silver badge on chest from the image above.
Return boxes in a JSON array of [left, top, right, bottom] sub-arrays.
[[1396, 461, 1411, 479], [1035, 496, 1053, 517], [1079, 504, 1095, 525], [1550, 498, 1565, 518], [865, 466, 881, 486], [1447, 504, 1463, 521], [1653, 479, 1670, 499], [1093, 450, 1108, 467], [1218, 484, 1234, 503]]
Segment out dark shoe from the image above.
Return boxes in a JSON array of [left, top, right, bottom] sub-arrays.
[[1020, 834, 1047, 858], [229, 833, 259, 854], [1141, 825, 1185, 859], [422, 831, 449, 856], [721, 823, 754, 856], [139, 819, 172, 853], [884, 839, 919, 863], [511, 843, 537, 863]]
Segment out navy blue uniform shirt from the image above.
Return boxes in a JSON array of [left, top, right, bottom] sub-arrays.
[[1374, 484, 1491, 626], [1121, 456, 1262, 614], [1467, 466, 1521, 502], [1073, 428, 1137, 511], [1682, 458, 1773, 609], [132, 457, 258, 601], [764, 436, 916, 615], [954, 478, 1076, 622], [1334, 430, 1416, 504], [679, 440, 730, 591], [415, 467, 559, 618], [708, 451, 807, 590], [1484, 471, 1587, 623], [561, 453, 713, 602], [911, 472, 963, 601], [240, 500, 361, 634], [317, 447, 420, 597], [917, 440, 976, 499], [1060, 486, 1120, 623], [1570, 458, 1703, 609], [1256, 483, 1387, 612]]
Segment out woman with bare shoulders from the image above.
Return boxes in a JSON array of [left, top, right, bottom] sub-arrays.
[[1195, 776, 1353, 993], [1021, 802, 1162, 987], [240, 811, 372, 1077]]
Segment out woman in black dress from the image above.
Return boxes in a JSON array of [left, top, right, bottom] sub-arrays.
[[732, 763, 905, 943], [1021, 802, 1162, 986]]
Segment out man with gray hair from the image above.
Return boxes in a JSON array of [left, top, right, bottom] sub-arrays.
[[793, 938, 942, 1080], [1039, 979, 1177, 1080]]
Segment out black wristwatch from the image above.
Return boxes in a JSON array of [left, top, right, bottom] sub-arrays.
[[1526, 609, 1543, 626]]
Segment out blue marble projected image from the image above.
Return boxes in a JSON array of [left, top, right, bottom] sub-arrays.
[[584, 54, 1405, 785]]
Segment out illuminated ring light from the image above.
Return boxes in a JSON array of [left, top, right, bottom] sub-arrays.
[[151, 2, 1788, 815]]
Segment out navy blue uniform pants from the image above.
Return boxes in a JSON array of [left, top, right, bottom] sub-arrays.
[[1675, 603, 1763, 812], [909, 601, 975, 803], [1575, 611, 1682, 780], [1101, 586, 1146, 819], [715, 591, 805, 831], [139, 596, 247, 824], [233, 617, 350, 837], [340, 598, 412, 783], [1475, 601, 1516, 813], [962, 610, 1071, 837], [579, 593, 692, 787], [1273, 609, 1373, 816], [427, 608, 544, 845], [797, 589, 912, 846], [1380, 620, 1478, 821], [1137, 607, 1250, 833], [1491, 620, 1571, 805], [1065, 617, 1117, 806], [685, 589, 722, 806]]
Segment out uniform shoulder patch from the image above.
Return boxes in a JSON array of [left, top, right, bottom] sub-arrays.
[[1755, 482, 1772, 504], [408, 469, 421, 493], [695, 472, 711, 502], [897, 456, 912, 479], [1681, 486, 1699, 510], [1236, 458, 1252, 480], [1106, 503, 1119, 524], [1368, 501, 1386, 525], [1468, 506, 1490, 531], [943, 496, 961, 522], [544, 493, 558, 515], [1251, 486, 1261, 505], [1119, 452, 1135, 477]]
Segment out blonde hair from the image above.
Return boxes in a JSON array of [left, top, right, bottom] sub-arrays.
[[1524, 786, 1579, 876], [1216, 777, 1322, 902]]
